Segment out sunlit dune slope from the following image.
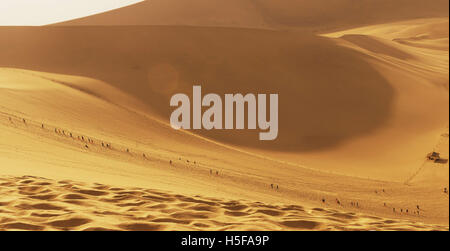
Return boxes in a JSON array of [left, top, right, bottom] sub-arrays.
[[0, 21, 448, 180], [54, 0, 449, 31], [2, 67, 447, 228], [0, 20, 448, 227], [326, 18, 450, 51]]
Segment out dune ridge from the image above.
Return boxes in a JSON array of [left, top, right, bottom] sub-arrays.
[[55, 0, 449, 32]]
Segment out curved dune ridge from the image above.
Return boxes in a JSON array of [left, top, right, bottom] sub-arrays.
[[0, 176, 447, 231], [0, 26, 396, 152], [0, 1, 448, 231], [0, 77, 448, 229], [0, 17, 448, 179], [55, 0, 449, 31]]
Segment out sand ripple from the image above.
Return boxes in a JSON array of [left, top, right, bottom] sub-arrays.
[[0, 176, 447, 231]]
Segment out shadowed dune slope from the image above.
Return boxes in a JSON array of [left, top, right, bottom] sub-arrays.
[[0, 22, 448, 180], [54, 0, 449, 31], [0, 26, 395, 152]]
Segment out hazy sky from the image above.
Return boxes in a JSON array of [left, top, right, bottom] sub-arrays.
[[0, 0, 143, 25]]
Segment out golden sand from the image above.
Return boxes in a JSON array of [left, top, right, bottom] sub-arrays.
[[0, 1, 448, 230]]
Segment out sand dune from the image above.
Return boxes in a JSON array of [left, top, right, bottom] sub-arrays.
[[0, 26, 395, 153], [0, 175, 447, 231], [55, 0, 449, 32], [0, 21, 448, 180], [0, 2, 448, 231], [0, 69, 448, 229]]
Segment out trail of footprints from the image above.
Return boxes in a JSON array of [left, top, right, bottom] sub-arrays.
[[4, 112, 448, 222], [0, 176, 448, 231], [2, 113, 450, 230]]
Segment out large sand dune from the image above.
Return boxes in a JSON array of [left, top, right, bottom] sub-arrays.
[[0, 2, 448, 230], [55, 0, 449, 31], [0, 21, 448, 179]]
